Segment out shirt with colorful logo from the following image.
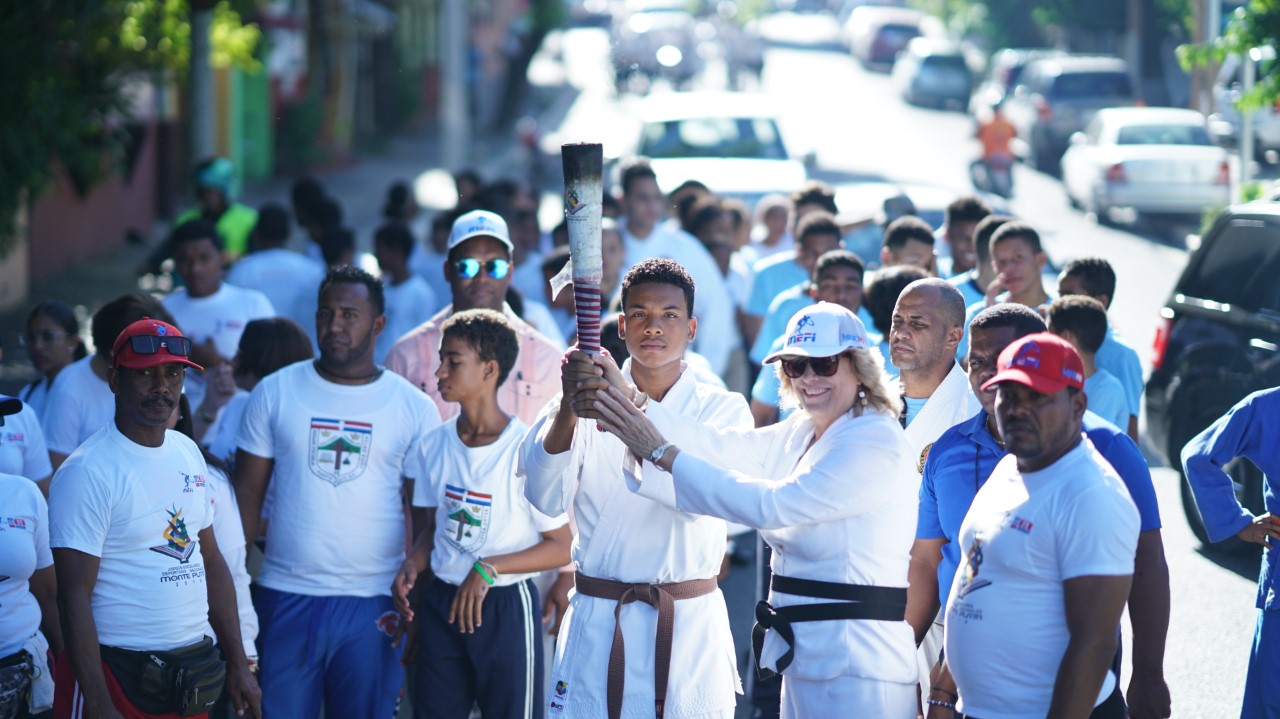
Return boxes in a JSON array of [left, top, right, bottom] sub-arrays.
[[237, 360, 441, 597], [414, 416, 565, 586], [49, 425, 214, 652]]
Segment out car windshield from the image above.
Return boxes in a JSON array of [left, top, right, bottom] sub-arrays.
[[640, 117, 788, 159], [1050, 72, 1133, 99], [1116, 123, 1211, 146], [1181, 220, 1280, 313], [879, 24, 919, 43], [922, 55, 967, 71]]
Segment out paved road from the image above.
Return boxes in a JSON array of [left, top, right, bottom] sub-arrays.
[[548, 13, 1259, 716]]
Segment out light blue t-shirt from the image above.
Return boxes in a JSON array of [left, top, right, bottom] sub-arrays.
[[1084, 368, 1130, 431], [902, 396, 929, 427], [746, 252, 807, 318], [1095, 327, 1144, 419], [948, 271, 985, 310]]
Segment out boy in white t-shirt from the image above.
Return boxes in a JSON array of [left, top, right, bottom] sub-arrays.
[[162, 219, 275, 410], [374, 221, 439, 363], [1046, 295, 1131, 432], [393, 309, 570, 719]]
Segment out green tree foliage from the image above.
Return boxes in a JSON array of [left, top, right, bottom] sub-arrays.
[[1181, 1, 1280, 109], [0, 1, 260, 257]]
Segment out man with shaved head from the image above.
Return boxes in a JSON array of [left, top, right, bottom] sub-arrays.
[[888, 276, 981, 702]]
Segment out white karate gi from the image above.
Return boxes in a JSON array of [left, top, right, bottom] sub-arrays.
[[521, 362, 751, 719], [632, 406, 919, 719], [902, 360, 980, 697]]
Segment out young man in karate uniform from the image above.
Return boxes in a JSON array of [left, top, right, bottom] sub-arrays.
[[522, 258, 752, 719]]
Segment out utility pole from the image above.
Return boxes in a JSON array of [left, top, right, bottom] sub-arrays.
[[441, 0, 470, 171], [189, 1, 217, 162]]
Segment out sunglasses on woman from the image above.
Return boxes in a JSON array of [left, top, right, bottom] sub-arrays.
[[125, 334, 193, 356], [780, 354, 842, 379], [454, 258, 511, 280]]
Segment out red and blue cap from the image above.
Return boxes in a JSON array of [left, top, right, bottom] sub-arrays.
[[111, 318, 203, 372], [981, 332, 1084, 395]]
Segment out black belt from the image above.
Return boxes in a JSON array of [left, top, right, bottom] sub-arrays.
[[751, 574, 907, 680], [0, 649, 29, 669]]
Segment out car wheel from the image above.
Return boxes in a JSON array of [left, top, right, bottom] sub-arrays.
[[1179, 458, 1265, 555]]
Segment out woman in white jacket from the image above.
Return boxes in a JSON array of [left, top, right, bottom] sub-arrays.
[[583, 302, 919, 718]]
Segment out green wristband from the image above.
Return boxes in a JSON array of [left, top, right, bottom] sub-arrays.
[[473, 561, 495, 586]]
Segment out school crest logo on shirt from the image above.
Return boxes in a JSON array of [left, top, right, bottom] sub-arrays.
[[150, 505, 197, 563], [309, 418, 373, 486], [916, 442, 933, 475], [443, 484, 491, 553]]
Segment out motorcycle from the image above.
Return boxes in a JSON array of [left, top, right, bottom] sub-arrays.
[[970, 151, 1015, 198]]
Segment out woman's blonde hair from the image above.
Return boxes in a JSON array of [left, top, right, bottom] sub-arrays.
[[777, 347, 902, 419]]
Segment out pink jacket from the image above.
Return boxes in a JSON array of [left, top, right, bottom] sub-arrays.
[[385, 305, 563, 424]]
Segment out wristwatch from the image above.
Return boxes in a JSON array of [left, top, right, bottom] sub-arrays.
[[649, 441, 673, 464]]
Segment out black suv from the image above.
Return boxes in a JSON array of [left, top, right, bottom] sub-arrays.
[[1145, 202, 1280, 551]]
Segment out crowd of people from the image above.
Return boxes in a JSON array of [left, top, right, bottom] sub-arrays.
[[0, 152, 1275, 719]]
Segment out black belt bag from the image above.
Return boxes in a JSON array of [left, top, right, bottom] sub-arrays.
[[752, 574, 908, 680], [0, 651, 33, 719], [100, 636, 225, 717]]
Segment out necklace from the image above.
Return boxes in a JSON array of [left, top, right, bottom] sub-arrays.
[[984, 413, 1005, 449]]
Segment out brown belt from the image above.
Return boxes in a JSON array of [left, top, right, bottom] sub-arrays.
[[573, 571, 718, 719]]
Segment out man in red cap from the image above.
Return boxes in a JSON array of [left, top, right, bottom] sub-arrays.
[[48, 318, 260, 719], [939, 333, 1139, 719]]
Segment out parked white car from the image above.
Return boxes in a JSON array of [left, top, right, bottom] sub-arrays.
[[632, 92, 811, 208], [1061, 107, 1230, 220]]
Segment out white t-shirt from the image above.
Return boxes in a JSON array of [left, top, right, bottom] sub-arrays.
[[236, 361, 442, 597], [204, 464, 258, 659], [203, 391, 249, 466], [49, 425, 215, 651], [0, 473, 51, 656], [377, 274, 438, 364], [0, 404, 53, 481], [945, 439, 1140, 719], [20, 377, 53, 420], [226, 248, 326, 341], [414, 417, 566, 586], [41, 356, 114, 456], [1084, 369, 1129, 432], [163, 283, 275, 408]]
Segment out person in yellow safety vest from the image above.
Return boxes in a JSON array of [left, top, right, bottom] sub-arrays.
[[176, 157, 258, 261]]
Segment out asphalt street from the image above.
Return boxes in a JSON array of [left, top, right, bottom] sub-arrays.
[[544, 13, 1261, 717]]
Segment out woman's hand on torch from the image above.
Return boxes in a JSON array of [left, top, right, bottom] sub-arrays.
[[593, 386, 669, 462]]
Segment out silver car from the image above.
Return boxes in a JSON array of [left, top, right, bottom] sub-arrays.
[[1061, 107, 1230, 220]]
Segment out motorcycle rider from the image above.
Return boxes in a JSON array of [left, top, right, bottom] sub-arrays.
[[972, 102, 1017, 196]]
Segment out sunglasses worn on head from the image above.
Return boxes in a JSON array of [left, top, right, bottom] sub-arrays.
[[454, 258, 511, 280], [781, 355, 842, 379], [126, 334, 192, 357]]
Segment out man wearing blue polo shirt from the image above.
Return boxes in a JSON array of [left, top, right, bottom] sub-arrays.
[[906, 304, 1171, 719]]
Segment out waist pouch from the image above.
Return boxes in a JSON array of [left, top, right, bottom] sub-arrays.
[[100, 636, 225, 717], [0, 651, 32, 719]]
